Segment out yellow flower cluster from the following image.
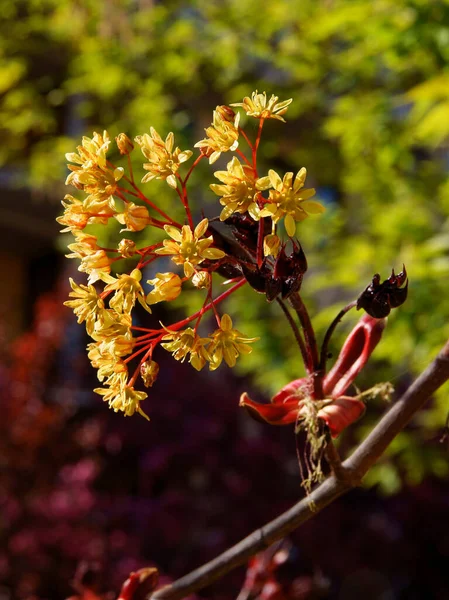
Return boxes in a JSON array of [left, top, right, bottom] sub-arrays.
[[162, 314, 258, 372], [60, 91, 326, 421], [65, 278, 149, 419]]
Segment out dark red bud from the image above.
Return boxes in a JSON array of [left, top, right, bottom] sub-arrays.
[[357, 265, 408, 318]]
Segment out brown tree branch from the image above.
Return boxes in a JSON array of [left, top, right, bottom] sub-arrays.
[[150, 340, 449, 600]]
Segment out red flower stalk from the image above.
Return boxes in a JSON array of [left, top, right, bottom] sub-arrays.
[[240, 315, 386, 437]]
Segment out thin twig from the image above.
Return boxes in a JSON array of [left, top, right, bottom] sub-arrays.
[[288, 293, 320, 395], [319, 300, 357, 373], [276, 298, 310, 375], [150, 340, 449, 600]]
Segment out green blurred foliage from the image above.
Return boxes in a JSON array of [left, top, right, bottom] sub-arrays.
[[4, 0, 449, 491]]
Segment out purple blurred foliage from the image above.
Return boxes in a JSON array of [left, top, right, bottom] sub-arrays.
[[1, 279, 449, 600]]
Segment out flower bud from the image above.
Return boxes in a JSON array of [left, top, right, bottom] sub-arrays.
[[118, 238, 137, 258], [116, 133, 134, 155], [216, 105, 236, 122], [146, 272, 182, 304], [140, 360, 159, 387], [357, 266, 408, 318], [192, 270, 211, 289]]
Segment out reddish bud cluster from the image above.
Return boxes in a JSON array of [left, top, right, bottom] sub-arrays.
[[357, 266, 408, 318]]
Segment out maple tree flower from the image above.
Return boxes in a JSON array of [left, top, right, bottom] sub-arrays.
[[56, 195, 90, 232], [195, 107, 240, 164], [94, 376, 149, 420], [231, 91, 292, 122], [64, 278, 105, 336], [87, 342, 128, 382], [103, 269, 152, 314], [96, 331, 135, 358], [91, 310, 132, 341], [146, 272, 182, 305], [65, 130, 111, 170], [162, 327, 210, 371], [260, 168, 324, 236], [66, 231, 99, 260], [210, 156, 271, 221], [78, 249, 111, 284], [155, 218, 225, 277], [115, 201, 152, 232], [135, 128, 192, 189], [67, 166, 124, 203], [208, 314, 258, 371]]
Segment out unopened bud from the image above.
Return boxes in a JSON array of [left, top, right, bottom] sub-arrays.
[[140, 360, 159, 387], [192, 270, 211, 289], [216, 105, 236, 122], [357, 266, 408, 318], [116, 133, 134, 155], [118, 238, 136, 258]]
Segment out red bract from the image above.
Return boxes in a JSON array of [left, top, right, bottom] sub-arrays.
[[118, 568, 159, 600], [240, 315, 386, 437]]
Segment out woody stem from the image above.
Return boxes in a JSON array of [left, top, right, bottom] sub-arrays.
[[150, 339, 449, 600]]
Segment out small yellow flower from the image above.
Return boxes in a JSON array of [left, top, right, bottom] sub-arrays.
[[231, 92, 292, 122], [64, 278, 105, 335], [56, 195, 90, 232], [140, 360, 159, 387], [260, 168, 324, 237], [118, 238, 137, 258], [135, 128, 192, 189], [92, 310, 132, 341], [161, 327, 210, 371], [194, 107, 240, 164], [210, 156, 271, 221], [98, 335, 135, 359], [155, 218, 225, 277], [67, 166, 123, 203], [66, 231, 99, 260], [207, 314, 258, 371], [146, 272, 182, 305], [77, 249, 111, 284], [88, 342, 128, 382], [103, 269, 152, 314], [95, 377, 149, 420], [66, 130, 111, 171], [115, 202, 152, 232]]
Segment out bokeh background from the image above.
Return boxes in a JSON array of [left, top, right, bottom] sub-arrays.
[[2, 1, 449, 598]]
